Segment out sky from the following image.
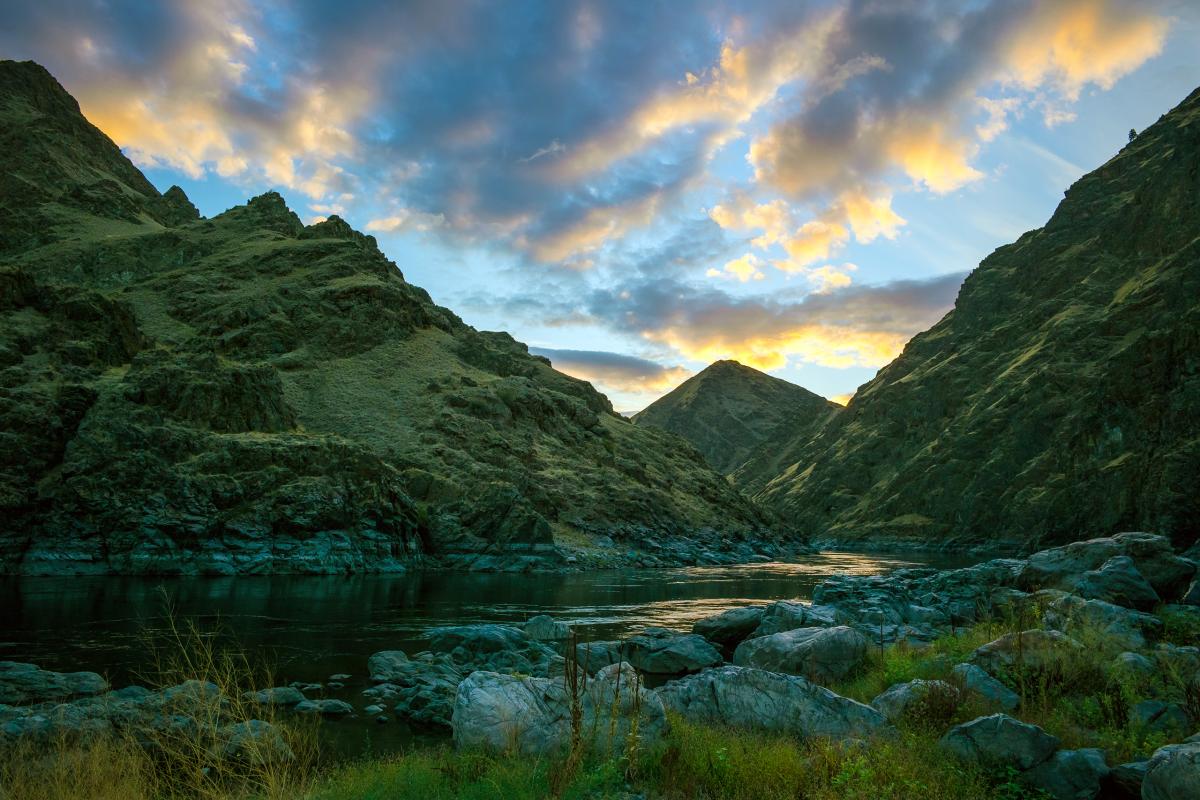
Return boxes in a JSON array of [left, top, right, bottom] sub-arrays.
[[3, 0, 1198, 412]]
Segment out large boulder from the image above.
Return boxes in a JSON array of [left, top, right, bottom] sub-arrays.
[[734, 626, 868, 684], [213, 719, 294, 765], [1042, 595, 1162, 650], [656, 665, 889, 739], [693, 606, 765, 650], [242, 686, 306, 707], [0, 661, 108, 704], [574, 641, 623, 674], [951, 664, 1019, 711], [620, 628, 722, 675], [751, 601, 840, 637], [1142, 742, 1200, 800], [1110, 532, 1195, 600], [870, 679, 957, 723], [450, 663, 666, 756], [970, 630, 1082, 678], [940, 714, 1060, 771], [1073, 555, 1160, 611], [1022, 748, 1108, 800]]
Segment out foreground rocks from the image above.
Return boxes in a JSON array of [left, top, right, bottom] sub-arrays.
[[0, 662, 108, 704], [450, 662, 666, 756], [1143, 742, 1200, 800], [733, 626, 868, 683], [656, 665, 889, 740]]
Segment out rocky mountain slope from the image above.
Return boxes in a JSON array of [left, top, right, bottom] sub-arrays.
[[747, 85, 1200, 550], [0, 60, 783, 575], [632, 360, 838, 474]]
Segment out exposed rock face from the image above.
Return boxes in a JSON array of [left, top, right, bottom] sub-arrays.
[[655, 665, 888, 739], [1022, 748, 1109, 800], [1042, 594, 1163, 650], [450, 663, 667, 756], [870, 679, 956, 723], [632, 360, 837, 475], [1073, 555, 1160, 611], [744, 86, 1200, 549], [0, 59, 782, 575], [732, 626, 868, 683], [951, 664, 1019, 712], [1018, 533, 1195, 599]]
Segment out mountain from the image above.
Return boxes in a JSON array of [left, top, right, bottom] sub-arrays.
[[632, 360, 838, 474], [0, 60, 784, 575], [748, 85, 1200, 551]]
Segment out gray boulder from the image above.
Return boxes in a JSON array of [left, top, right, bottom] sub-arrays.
[[575, 640, 623, 674], [693, 606, 765, 649], [940, 714, 1060, 771], [426, 624, 560, 676], [1181, 579, 1200, 607], [1112, 651, 1156, 678], [1110, 532, 1195, 600], [0, 661, 108, 704], [1022, 748, 1108, 800], [450, 663, 666, 756], [367, 650, 464, 728], [870, 679, 956, 723], [1019, 539, 1124, 591], [1073, 555, 1160, 611], [621, 628, 722, 675], [970, 630, 1082, 677], [733, 626, 868, 684], [1143, 742, 1200, 800], [1043, 595, 1162, 650], [524, 615, 571, 641], [656, 665, 889, 739], [1131, 701, 1192, 735], [952, 663, 1019, 711], [367, 650, 410, 680], [751, 601, 840, 637]]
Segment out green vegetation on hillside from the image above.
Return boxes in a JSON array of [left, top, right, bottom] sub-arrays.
[[741, 86, 1200, 549], [633, 360, 838, 476], [0, 60, 778, 574]]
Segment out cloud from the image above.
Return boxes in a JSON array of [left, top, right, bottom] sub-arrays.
[[528, 347, 691, 395], [365, 208, 446, 233], [707, 254, 765, 283], [583, 272, 966, 371]]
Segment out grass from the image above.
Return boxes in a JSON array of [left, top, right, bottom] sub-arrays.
[[3, 605, 1197, 800]]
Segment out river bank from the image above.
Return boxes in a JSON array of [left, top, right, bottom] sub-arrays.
[[2, 533, 1198, 798]]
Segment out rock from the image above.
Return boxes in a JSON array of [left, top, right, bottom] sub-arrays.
[[1019, 539, 1124, 591], [1022, 748, 1108, 800], [621, 628, 723, 675], [1101, 761, 1147, 800], [656, 665, 889, 739], [1110, 533, 1196, 601], [940, 714, 1060, 771], [1143, 742, 1200, 800], [870, 679, 957, 723], [1112, 651, 1156, 678], [294, 699, 353, 716], [693, 606, 765, 650], [751, 601, 840, 637], [0, 661, 108, 704], [1181, 579, 1200, 607], [951, 663, 1020, 711], [524, 614, 571, 641], [329, 673, 351, 681], [426, 625, 560, 676], [367, 651, 410, 681], [970, 630, 1082, 678], [575, 641, 623, 674], [1073, 555, 1160, 611], [450, 663, 666, 756], [734, 626, 868, 683], [1043, 595, 1162, 650], [1131, 701, 1192, 735], [243, 686, 306, 707], [213, 720, 294, 765]]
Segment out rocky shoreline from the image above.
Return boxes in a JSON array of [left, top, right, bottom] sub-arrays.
[[3, 531, 1199, 798]]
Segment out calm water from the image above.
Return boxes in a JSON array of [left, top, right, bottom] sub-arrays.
[[0, 551, 977, 755]]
